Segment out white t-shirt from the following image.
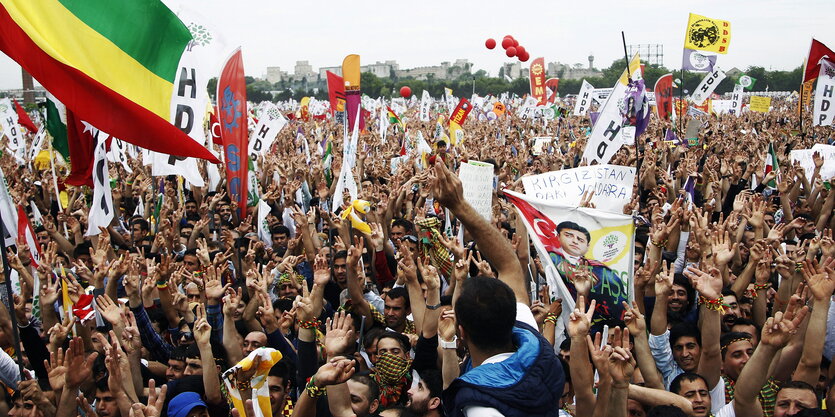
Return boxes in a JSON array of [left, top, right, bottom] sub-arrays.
[[463, 303, 538, 417]]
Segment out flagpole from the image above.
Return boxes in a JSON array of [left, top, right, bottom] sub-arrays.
[[0, 216, 28, 380]]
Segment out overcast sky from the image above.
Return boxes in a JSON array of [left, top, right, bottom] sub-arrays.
[[1, 0, 834, 90]]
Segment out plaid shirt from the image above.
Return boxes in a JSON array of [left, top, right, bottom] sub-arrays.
[[131, 305, 174, 362], [722, 375, 779, 417], [370, 304, 416, 335]]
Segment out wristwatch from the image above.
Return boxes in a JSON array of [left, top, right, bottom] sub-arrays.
[[426, 302, 442, 310], [439, 335, 458, 349]]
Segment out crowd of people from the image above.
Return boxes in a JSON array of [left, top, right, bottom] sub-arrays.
[[0, 96, 834, 417]]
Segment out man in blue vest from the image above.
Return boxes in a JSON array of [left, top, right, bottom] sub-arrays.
[[430, 160, 565, 417]]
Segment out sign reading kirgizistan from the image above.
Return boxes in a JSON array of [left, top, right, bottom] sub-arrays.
[[521, 165, 636, 213]]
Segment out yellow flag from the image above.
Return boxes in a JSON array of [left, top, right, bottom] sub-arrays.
[[223, 348, 284, 417], [340, 199, 372, 234], [684, 13, 731, 54]]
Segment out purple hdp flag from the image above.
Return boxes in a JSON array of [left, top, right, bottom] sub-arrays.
[[665, 128, 680, 145], [624, 79, 651, 137], [682, 49, 716, 72], [683, 175, 696, 206], [589, 111, 600, 126]]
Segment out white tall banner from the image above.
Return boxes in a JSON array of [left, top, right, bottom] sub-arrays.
[[521, 165, 636, 213], [730, 84, 744, 116], [690, 68, 726, 106], [332, 111, 360, 211], [107, 138, 132, 173], [257, 199, 273, 248], [29, 127, 47, 161], [86, 134, 114, 237], [581, 54, 642, 165], [813, 59, 835, 126], [458, 161, 494, 221], [248, 102, 288, 159], [573, 80, 595, 116], [379, 104, 390, 144], [420, 90, 431, 122], [0, 166, 19, 246], [0, 98, 24, 150]]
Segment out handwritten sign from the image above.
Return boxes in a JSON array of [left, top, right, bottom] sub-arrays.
[[532, 137, 552, 156], [521, 165, 636, 213], [749, 96, 771, 113], [790, 144, 835, 181], [459, 160, 495, 220]]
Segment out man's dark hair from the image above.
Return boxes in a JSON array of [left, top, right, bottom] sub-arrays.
[[778, 380, 817, 398], [95, 377, 111, 393], [268, 361, 292, 388], [647, 405, 689, 417], [455, 276, 516, 351], [671, 274, 695, 309], [391, 218, 414, 234], [669, 322, 701, 348], [170, 345, 189, 361], [73, 242, 93, 258], [351, 373, 380, 404], [730, 318, 759, 334], [130, 218, 149, 231], [334, 250, 348, 261], [669, 372, 708, 396], [559, 338, 571, 352], [556, 221, 591, 243], [377, 331, 410, 352], [364, 327, 385, 351], [720, 331, 752, 360], [35, 225, 46, 234], [721, 288, 738, 299], [416, 369, 444, 401], [386, 287, 410, 310], [271, 225, 290, 237]]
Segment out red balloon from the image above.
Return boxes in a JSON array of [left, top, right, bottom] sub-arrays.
[[515, 46, 526, 55], [505, 35, 514, 40], [518, 52, 529, 62], [512, 39, 519, 48], [485, 38, 496, 49], [400, 86, 411, 98], [501, 37, 514, 49], [506, 47, 517, 57]]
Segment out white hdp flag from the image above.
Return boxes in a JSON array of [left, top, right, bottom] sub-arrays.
[[573, 80, 595, 116], [730, 84, 744, 116], [581, 54, 642, 166], [257, 199, 272, 248], [0, 98, 24, 151], [332, 111, 360, 212], [379, 103, 390, 144], [107, 138, 133, 173], [248, 101, 288, 159], [29, 127, 47, 161], [444, 87, 455, 115], [690, 68, 726, 106], [420, 90, 432, 121], [0, 166, 19, 246], [86, 134, 114, 237], [813, 59, 835, 126]]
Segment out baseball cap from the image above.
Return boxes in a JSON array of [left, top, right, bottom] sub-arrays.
[[167, 392, 207, 417]]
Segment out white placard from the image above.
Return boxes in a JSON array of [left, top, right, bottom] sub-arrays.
[[459, 160, 494, 220], [521, 165, 636, 213]]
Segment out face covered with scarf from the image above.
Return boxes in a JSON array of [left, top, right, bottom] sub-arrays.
[[373, 351, 413, 407]]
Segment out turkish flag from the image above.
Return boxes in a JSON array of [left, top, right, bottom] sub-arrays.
[[805, 39, 835, 83], [65, 109, 95, 187]]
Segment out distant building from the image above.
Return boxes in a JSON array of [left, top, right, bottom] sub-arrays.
[[265, 66, 287, 84], [362, 60, 399, 78], [294, 60, 316, 80], [500, 62, 524, 80], [318, 66, 343, 81], [397, 59, 471, 80], [546, 55, 603, 80]]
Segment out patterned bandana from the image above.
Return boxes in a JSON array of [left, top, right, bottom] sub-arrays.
[[373, 352, 412, 407], [414, 217, 453, 277]]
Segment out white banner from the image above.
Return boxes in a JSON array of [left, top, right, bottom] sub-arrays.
[[0, 98, 24, 151], [0, 166, 19, 246], [790, 144, 835, 180], [581, 54, 642, 165], [29, 127, 47, 161], [86, 133, 114, 236], [690, 68, 726, 106], [521, 165, 636, 213], [813, 59, 835, 126], [459, 160, 494, 221], [531, 137, 552, 156], [573, 80, 595, 116], [711, 100, 734, 115], [248, 102, 288, 159], [420, 90, 431, 122], [730, 84, 744, 116], [107, 137, 132, 173], [505, 190, 634, 329]]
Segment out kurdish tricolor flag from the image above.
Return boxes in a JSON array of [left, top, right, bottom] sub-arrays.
[[764, 142, 779, 187], [0, 0, 218, 162], [387, 106, 404, 131]]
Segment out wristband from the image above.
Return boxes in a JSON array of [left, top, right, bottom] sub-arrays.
[[299, 319, 321, 330], [426, 302, 442, 310], [544, 313, 559, 324], [235, 379, 251, 391], [753, 283, 771, 291], [698, 295, 728, 312], [651, 238, 668, 247], [439, 335, 458, 349], [305, 376, 326, 398]]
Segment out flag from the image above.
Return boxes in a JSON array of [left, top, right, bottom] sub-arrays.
[[386, 106, 404, 131], [813, 58, 835, 126], [0, 0, 218, 163], [545, 78, 560, 104], [691, 68, 726, 106], [664, 128, 681, 146], [681, 49, 716, 72], [223, 348, 283, 417], [71, 294, 96, 323], [218, 48, 248, 219], [419, 90, 432, 122], [764, 142, 779, 187], [13, 100, 36, 133], [86, 132, 114, 236], [529, 57, 547, 105], [340, 199, 372, 234], [730, 84, 744, 116], [449, 98, 473, 127], [66, 113, 107, 187], [684, 13, 731, 54], [573, 80, 594, 116], [0, 98, 24, 150], [45, 93, 69, 158], [682, 176, 696, 207], [654, 74, 675, 121], [209, 109, 223, 145], [739, 75, 756, 90], [343, 54, 363, 132], [256, 200, 272, 248], [326, 71, 346, 116], [19, 207, 45, 267], [0, 166, 18, 247], [248, 102, 287, 160], [804, 39, 835, 83]]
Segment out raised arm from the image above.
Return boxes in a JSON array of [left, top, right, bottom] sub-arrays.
[[686, 265, 723, 389], [430, 159, 528, 304], [793, 258, 835, 386]]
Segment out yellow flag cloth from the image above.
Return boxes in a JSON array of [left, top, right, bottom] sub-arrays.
[[684, 13, 731, 54], [222, 348, 283, 417], [340, 199, 372, 234]]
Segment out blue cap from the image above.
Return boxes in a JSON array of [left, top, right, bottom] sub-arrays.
[[167, 392, 207, 417]]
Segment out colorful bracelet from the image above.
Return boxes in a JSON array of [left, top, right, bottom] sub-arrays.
[[235, 379, 251, 391], [698, 295, 728, 312], [651, 238, 668, 247], [305, 376, 326, 398], [299, 319, 321, 330], [795, 262, 803, 272], [753, 283, 771, 291], [543, 313, 559, 325]]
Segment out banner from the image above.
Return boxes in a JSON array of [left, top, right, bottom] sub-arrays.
[[813, 59, 835, 126], [248, 102, 288, 159], [799, 79, 814, 117], [0, 98, 24, 150], [107, 137, 132, 173], [86, 133, 113, 236], [17, 205, 42, 267], [730, 84, 744, 115], [29, 127, 47, 161], [505, 190, 633, 330], [419, 90, 432, 122], [343, 54, 363, 132], [654, 74, 674, 121], [0, 166, 18, 246], [529, 58, 547, 105], [521, 165, 636, 213], [804, 39, 835, 83], [444, 87, 455, 115], [545, 78, 560, 104], [690, 68, 726, 106], [218, 48, 249, 218], [459, 160, 494, 221], [749, 96, 771, 113], [790, 144, 835, 180], [681, 49, 716, 72], [581, 53, 642, 165], [449, 98, 473, 127], [531, 137, 552, 156], [573, 80, 594, 116], [326, 70, 346, 116], [684, 13, 731, 54]]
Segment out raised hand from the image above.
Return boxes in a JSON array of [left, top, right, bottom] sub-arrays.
[[710, 229, 736, 266], [438, 309, 457, 342], [760, 307, 808, 349], [608, 327, 636, 385], [64, 337, 98, 389], [204, 266, 230, 302], [431, 158, 465, 210], [654, 261, 675, 297], [622, 301, 646, 335], [193, 304, 212, 346], [417, 256, 440, 291], [44, 348, 68, 391], [313, 357, 357, 387], [801, 258, 835, 302], [324, 311, 356, 359], [684, 264, 722, 301], [96, 294, 124, 326], [567, 295, 596, 338]]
